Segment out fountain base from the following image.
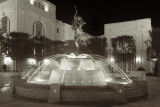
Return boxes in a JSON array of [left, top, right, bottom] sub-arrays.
[[10, 78, 148, 103]]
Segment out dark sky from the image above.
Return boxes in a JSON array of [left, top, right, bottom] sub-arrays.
[[48, 0, 160, 36]]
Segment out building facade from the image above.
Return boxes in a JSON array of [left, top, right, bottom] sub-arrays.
[[0, 0, 74, 40], [0, 0, 74, 71], [104, 18, 152, 71]]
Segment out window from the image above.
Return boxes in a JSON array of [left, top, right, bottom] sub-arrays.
[[44, 5, 49, 12], [57, 28, 59, 34], [1, 16, 10, 33], [0, 0, 7, 4], [33, 21, 45, 36], [34, 1, 45, 11], [30, 0, 35, 5], [30, 0, 49, 12]]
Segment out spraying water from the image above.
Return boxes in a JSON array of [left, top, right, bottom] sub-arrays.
[[23, 54, 132, 86]]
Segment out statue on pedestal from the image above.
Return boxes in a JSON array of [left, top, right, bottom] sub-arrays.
[[71, 6, 86, 51]]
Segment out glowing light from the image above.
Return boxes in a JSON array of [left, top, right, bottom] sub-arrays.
[[28, 58, 37, 65], [35, 77, 46, 82], [110, 57, 115, 63], [43, 59, 50, 65], [152, 58, 158, 62], [121, 82, 129, 85], [30, 0, 35, 5], [105, 78, 112, 82], [0, 87, 10, 93], [45, 5, 49, 12], [136, 57, 141, 63], [79, 54, 88, 58], [4, 57, 13, 65], [0, 83, 10, 93]]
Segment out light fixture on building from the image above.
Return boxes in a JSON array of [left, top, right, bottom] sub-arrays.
[[136, 56, 141, 63], [43, 59, 50, 65], [110, 57, 115, 63], [30, 0, 35, 5], [152, 58, 158, 62], [4, 57, 13, 65], [45, 5, 49, 12], [28, 58, 37, 65]]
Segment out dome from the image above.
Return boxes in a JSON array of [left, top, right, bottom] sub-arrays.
[[23, 54, 132, 86]]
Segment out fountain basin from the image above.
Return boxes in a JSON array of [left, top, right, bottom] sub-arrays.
[[10, 54, 148, 103]]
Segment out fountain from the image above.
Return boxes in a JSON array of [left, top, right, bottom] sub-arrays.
[[10, 53, 148, 103], [23, 54, 132, 85], [9, 6, 148, 103]]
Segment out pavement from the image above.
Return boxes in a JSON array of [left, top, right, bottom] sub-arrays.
[[0, 72, 160, 107]]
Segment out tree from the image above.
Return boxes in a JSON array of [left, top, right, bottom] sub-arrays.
[[86, 36, 107, 56], [32, 36, 55, 60], [0, 33, 5, 55], [146, 28, 160, 74], [7, 32, 32, 71], [150, 28, 160, 59], [112, 35, 136, 71]]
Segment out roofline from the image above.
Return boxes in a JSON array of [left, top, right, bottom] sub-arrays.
[[104, 18, 151, 25]]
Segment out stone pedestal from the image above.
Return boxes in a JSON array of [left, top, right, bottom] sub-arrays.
[[48, 83, 62, 103]]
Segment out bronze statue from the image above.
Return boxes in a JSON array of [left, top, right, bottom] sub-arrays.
[[71, 6, 86, 49]]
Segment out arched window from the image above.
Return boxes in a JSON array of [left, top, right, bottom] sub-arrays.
[[1, 16, 10, 33], [33, 21, 45, 36]]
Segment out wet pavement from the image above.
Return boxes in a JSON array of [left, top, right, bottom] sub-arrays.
[[0, 72, 160, 107]]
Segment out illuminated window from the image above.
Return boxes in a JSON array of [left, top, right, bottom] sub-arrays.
[[44, 5, 49, 12], [1, 16, 10, 33], [33, 21, 45, 36], [136, 56, 141, 63], [30, 0, 35, 5]]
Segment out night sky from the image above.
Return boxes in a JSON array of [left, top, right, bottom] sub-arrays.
[[48, 0, 160, 36]]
